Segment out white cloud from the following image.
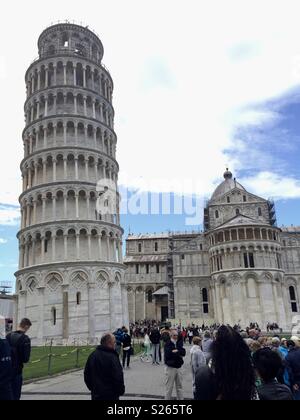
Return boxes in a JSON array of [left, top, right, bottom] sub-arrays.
[[0, 238, 8, 244], [0, 0, 300, 206], [242, 172, 300, 200], [0, 206, 20, 226]]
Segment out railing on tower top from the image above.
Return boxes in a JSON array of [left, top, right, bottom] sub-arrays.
[[43, 19, 101, 40]]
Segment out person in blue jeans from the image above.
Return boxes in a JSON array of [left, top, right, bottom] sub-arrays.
[[6, 318, 32, 400]]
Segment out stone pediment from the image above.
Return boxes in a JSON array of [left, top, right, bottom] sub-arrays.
[[212, 214, 270, 230]]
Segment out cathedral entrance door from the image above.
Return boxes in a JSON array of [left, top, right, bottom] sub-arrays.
[[161, 306, 169, 322]]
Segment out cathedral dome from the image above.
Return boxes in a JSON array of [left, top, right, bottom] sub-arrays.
[[210, 169, 246, 201]]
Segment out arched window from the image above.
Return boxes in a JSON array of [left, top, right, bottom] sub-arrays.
[[236, 208, 240, 215], [155, 242, 158, 252], [215, 210, 219, 219], [289, 286, 298, 312], [243, 195, 247, 202], [51, 307, 57, 326], [227, 196, 230, 203], [138, 243, 142, 253], [202, 288, 209, 314], [258, 207, 262, 216], [147, 290, 153, 303], [76, 292, 81, 305]]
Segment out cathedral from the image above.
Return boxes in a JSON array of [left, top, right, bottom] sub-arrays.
[[124, 170, 300, 331]]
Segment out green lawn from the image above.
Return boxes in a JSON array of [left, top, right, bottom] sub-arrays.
[[24, 342, 143, 381]]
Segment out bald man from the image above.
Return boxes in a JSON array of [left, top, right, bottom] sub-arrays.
[[84, 333, 125, 400]]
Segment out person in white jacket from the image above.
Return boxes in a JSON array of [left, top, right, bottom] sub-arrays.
[[190, 336, 206, 397]]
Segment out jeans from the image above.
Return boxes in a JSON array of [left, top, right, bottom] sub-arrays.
[[152, 344, 160, 363], [122, 349, 131, 368], [294, 387, 300, 401], [11, 374, 23, 400]]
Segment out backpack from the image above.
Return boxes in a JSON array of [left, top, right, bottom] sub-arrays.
[[6, 332, 24, 372]]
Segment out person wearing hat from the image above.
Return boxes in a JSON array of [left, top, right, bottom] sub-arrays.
[[286, 338, 300, 400], [290, 336, 300, 348]]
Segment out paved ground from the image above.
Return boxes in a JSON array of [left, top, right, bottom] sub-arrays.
[[22, 346, 193, 400]]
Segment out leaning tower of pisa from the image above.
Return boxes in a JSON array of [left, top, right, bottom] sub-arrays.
[[15, 23, 129, 345]]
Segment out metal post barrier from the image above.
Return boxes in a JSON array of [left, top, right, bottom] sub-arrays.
[[47, 339, 53, 376], [75, 347, 80, 368]]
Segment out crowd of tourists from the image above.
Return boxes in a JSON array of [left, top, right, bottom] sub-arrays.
[[1, 316, 300, 401], [84, 323, 300, 401]]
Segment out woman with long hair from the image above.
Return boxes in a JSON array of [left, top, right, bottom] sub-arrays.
[[195, 325, 257, 400]]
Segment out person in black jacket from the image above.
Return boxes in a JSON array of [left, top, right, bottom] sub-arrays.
[[0, 337, 13, 401], [6, 318, 32, 400], [121, 328, 132, 369], [286, 339, 300, 400], [150, 327, 161, 365], [164, 329, 186, 400], [84, 333, 125, 400], [253, 348, 293, 400]]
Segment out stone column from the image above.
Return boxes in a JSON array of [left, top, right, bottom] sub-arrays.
[[37, 71, 41, 91], [93, 128, 97, 148], [75, 193, 79, 219], [19, 245, 24, 269], [76, 233, 80, 259], [88, 283, 96, 343], [64, 234, 68, 259], [98, 235, 102, 260], [53, 126, 57, 148], [84, 125, 88, 143], [215, 282, 222, 323], [43, 160, 47, 183], [52, 196, 56, 220], [88, 233, 91, 259], [75, 158, 79, 180], [53, 159, 57, 182], [33, 200, 37, 224], [100, 103, 103, 121], [42, 197, 46, 220], [85, 158, 89, 180], [63, 123, 67, 145], [86, 195, 90, 219], [45, 67, 49, 88], [43, 128, 47, 148], [37, 287, 45, 345], [41, 236, 45, 263], [83, 96, 87, 116], [63, 157, 67, 179], [94, 161, 98, 181], [34, 163, 38, 186], [45, 97, 48, 117], [52, 234, 56, 262], [73, 65, 77, 85], [92, 100, 96, 119], [28, 168, 32, 189], [83, 67, 87, 88], [64, 194, 67, 218], [107, 236, 111, 261], [26, 204, 31, 226], [32, 239, 36, 266], [63, 64, 67, 85], [53, 66, 57, 85], [74, 96, 77, 114]]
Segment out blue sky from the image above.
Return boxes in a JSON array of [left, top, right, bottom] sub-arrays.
[[1, 0, 300, 289]]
